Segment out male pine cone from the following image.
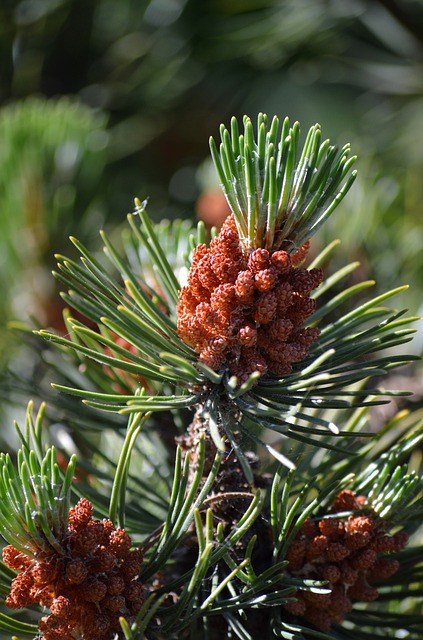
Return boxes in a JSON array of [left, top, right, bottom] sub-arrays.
[[3, 498, 143, 640], [177, 214, 322, 383]]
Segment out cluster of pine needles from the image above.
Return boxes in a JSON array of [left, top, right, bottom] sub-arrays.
[[0, 114, 422, 640]]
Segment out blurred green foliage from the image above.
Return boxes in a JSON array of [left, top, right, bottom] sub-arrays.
[[0, 98, 108, 333], [0, 0, 422, 387]]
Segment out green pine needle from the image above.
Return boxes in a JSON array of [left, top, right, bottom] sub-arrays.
[[210, 114, 357, 252]]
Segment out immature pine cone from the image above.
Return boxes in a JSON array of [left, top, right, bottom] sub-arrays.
[[177, 215, 322, 383], [283, 489, 408, 631], [3, 498, 143, 640]]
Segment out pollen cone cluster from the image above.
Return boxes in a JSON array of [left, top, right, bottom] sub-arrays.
[[177, 215, 322, 383], [283, 490, 408, 631], [3, 498, 143, 640]]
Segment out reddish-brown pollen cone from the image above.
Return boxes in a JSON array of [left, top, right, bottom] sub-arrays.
[[177, 215, 322, 383], [3, 498, 143, 640], [283, 490, 409, 631]]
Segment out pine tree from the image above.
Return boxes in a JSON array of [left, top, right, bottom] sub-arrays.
[[0, 114, 422, 640]]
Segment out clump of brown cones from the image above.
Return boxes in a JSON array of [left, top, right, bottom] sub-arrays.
[[177, 214, 322, 383], [283, 490, 408, 631], [3, 498, 143, 640]]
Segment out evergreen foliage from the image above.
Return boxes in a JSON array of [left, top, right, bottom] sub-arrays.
[[0, 115, 421, 640]]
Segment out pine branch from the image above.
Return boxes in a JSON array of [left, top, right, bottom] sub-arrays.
[[1, 113, 421, 640], [36, 203, 417, 470]]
